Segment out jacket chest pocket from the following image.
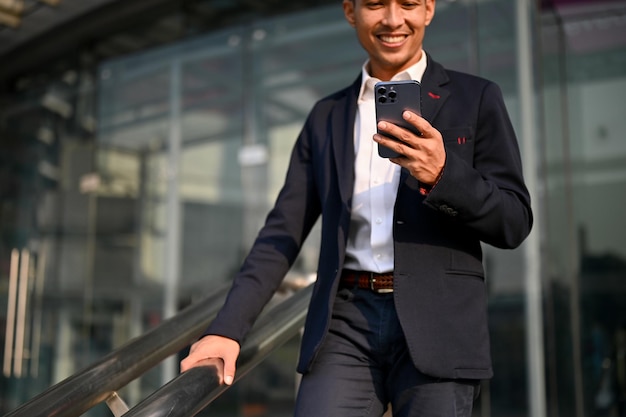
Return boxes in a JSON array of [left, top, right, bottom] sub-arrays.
[[441, 127, 474, 164]]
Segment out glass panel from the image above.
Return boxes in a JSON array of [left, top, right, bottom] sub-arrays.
[[208, 7, 367, 415], [476, 2, 530, 416], [540, 1, 626, 416], [96, 28, 247, 399], [250, 5, 366, 269], [0, 65, 106, 412], [431, 1, 530, 416]]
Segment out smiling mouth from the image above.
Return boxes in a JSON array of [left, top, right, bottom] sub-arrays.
[[378, 35, 407, 44]]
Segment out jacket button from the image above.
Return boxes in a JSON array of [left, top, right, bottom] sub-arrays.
[[439, 205, 458, 216]]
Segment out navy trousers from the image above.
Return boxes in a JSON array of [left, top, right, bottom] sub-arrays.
[[294, 287, 479, 417]]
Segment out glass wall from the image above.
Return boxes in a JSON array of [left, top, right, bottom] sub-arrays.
[[1, 1, 625, 416], [0, 57, 103, 412], [539, 2, 626, 416]]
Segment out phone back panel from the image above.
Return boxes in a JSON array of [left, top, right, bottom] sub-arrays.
[[374, 80, 422, 158]]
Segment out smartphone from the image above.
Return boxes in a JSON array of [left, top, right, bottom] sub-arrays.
[[374, 80, 422, 158]]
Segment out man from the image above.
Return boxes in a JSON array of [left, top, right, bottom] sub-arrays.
[[181, 0, 533, 416]]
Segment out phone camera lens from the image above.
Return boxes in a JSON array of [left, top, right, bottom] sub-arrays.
[[378, 96, 387, 103], [388, 90, 397, 99], [377, 86, 386, 95]]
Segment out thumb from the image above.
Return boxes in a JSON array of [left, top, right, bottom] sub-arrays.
[[222, 350, 239, 385]]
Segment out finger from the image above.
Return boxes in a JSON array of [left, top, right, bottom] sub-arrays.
[[221, 347, 240, 385], [180, 354, 200, 373], [179, 340, 213, 372], [402, 111, 434, 138], [191, 358, 226, 383], [377, 121, 405, 140], [373, 133, 406, 158], [377, 124, 417, 148]]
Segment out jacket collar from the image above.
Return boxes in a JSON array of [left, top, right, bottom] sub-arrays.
[[420, 54, 450, 123], [331, 55, 450, 203]]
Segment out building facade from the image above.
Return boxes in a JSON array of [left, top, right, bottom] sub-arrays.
[[1, 0, 625, 416]]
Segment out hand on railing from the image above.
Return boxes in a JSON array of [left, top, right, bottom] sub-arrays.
[[123, 284, 313, 417], [180, 335, 241, 386]]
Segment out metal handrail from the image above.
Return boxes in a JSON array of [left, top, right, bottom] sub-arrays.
[[123, 283, 313, 417], [4, 282, 232, 417]]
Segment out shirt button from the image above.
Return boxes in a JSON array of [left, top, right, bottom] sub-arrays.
[[375, 217, 382, 224]]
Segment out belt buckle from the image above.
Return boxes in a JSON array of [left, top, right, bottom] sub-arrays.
[[369, 273, 393, 294], [369, 273, 377, 291]]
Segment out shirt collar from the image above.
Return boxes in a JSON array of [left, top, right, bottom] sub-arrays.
[[358, 50, 428, 103]]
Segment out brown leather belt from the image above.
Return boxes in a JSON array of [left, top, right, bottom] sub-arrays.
[[340, 269, 394, 293]]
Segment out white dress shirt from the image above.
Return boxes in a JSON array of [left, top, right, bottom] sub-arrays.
[[343, 52, 428, 273]]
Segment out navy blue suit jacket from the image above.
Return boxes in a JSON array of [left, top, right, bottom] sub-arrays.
[[206, 55, 533, 380]]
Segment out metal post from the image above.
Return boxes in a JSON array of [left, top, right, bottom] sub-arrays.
[[163, 58, 183, 384], [105, 392, 130, 417], [240, 28, 267, 249], [127, 152, 148, 404], [516, 1, 547, 417], [554, 9, 585, 417], [3, 249, 19, 377]]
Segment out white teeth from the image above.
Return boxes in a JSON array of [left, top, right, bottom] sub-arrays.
[[380, 35, 405, 43]]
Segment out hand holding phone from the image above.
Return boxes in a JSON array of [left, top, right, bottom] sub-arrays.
[[374, 80, 422, 158]]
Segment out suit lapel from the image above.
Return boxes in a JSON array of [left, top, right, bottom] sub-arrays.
[[331, 77, 360, 204], [400, 56, 450, 186], [420, 56, 450, 123], [330, 62, 449, 198]]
